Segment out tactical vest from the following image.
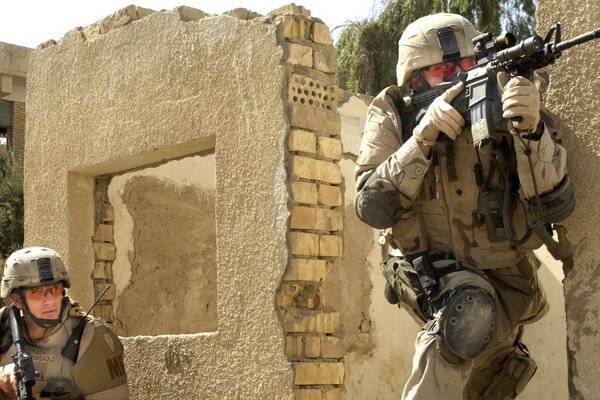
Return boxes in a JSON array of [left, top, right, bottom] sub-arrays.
[[391, 98, 543, 269], [0, 307, 81, 399], [0, 303, 128, 399]]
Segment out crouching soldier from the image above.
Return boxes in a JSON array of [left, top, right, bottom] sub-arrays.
[[0, 247, 129, 399]]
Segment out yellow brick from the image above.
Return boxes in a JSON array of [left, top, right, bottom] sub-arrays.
[[317, 137, 343, 160], [311, 21, 332, 45], [289, 232, 319, 256], [286, 43, 313, 67], [283, 258, 330, 282], [290, 104, 340, 133], [93, 242, 116, 261], [304, 336, 321, 358], [278, 15, 312, 40], [319, 235, 343, 257], [321, 336, 344, 359], [294, 362, 344, 385], [295, 389, 322, 400], [289, 129, 317, 154], [93, 304, 114, 322], [286, 336, 303, 358], [313, 46, 336, 74], [316, 208, 343, 231], [93, 223, 113, 243], [278, 284, 304, 308], [291, 181, 318, 205], [94, 282, 116, 301], [102, 205, 115, 222], [282, 309, 340, 333], [291, 156, 342, 185], [323, 387, 345, 400], [269, 5, 311, 17], [277, 283, 323, 309], [291, 206, 317, 230], [318, 185, 342, 207], [92, 261, 113, 280]]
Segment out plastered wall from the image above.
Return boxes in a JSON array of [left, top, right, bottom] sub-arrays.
[[25, 4, 347, 399], [107, 155, 218, 336], [536, 1, 600, 398], [25, 6, 295, 399]]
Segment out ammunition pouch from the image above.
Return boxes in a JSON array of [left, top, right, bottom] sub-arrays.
[[381, 256, 431, 322], [529, 175, 575, 223], [41, 378, 75, 399], [480, 343, 537, 399], [380, 253, 463, 323], [355, 174, 407, 229], [477, 188, 515, 243]]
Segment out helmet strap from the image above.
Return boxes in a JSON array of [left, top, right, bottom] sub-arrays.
[[17, 289, 68, 328]]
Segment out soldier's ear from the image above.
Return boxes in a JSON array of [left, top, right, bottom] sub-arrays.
[[9, 293, 22, 309]]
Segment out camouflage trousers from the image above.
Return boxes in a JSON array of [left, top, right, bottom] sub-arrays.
[[401, 253, 547, 400]]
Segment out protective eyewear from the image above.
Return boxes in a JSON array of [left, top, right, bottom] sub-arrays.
[[23, 283, 63, 300], [425, 56, 476, 78]]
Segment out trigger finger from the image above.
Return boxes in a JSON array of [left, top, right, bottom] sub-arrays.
[[441, 81, 465, 102]]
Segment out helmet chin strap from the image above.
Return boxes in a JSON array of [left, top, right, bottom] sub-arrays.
[[17, 290, 69, 328]]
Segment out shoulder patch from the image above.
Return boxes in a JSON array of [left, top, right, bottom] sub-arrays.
[[103, 333, 115, 353]]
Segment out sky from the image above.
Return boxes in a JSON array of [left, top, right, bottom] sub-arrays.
[[1, 1, 383, 49]]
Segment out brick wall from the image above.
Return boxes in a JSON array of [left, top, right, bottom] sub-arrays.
[[11, 101, 25, 172], [273, 6, 346, 399], [91, 177, 117, 322]]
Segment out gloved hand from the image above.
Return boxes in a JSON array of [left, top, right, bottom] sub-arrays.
[[412, 81, 465, 146], [497, 72, 540, 132]]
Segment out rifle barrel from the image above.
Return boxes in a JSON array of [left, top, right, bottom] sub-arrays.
[[554, 27, 600, 53]]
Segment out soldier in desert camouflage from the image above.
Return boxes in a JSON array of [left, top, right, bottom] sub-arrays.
[[354, 13, 574, 399]]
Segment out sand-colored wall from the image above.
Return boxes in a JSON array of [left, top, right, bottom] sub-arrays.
[[24, 6, 294, 399], [337, 90, 569, 399], [107, 155, 218, 336], [536, 1, 600, 398]]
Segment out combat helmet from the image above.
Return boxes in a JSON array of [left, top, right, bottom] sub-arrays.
[[2, 247, 70, 326], [396, 13, 479, 86]]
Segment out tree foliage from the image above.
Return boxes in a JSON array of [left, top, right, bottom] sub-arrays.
[[0, 147, 23, 259], [336, 0, 536, 95]]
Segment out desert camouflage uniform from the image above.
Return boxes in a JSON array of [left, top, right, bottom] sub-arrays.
[[355, 82, 570, 398], [0, 301, 128, 400]]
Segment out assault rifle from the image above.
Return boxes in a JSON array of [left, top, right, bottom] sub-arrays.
[[9, 307, 36, 400], [406, 22, 600, 147]]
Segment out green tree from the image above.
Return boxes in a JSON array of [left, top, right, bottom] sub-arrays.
[[0, 147, 24, 259], [336, 0, 536, 95]]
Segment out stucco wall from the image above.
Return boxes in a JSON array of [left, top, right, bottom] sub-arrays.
[[337, 91, 568, 399], [536, 1, 600, 398], [107, 155, 218, 336], [24, 7, 294, 399]]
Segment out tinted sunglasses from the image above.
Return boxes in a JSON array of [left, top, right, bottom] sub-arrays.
[[425, 56, 476, 78], [23, 282, 63, 300]]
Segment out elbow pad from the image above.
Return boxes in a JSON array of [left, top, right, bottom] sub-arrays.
[[355, 175, 407, 229], [529, 175, 575, 223]]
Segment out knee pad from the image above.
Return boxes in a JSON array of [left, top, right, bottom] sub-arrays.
[[439, 288, 497, 361]]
